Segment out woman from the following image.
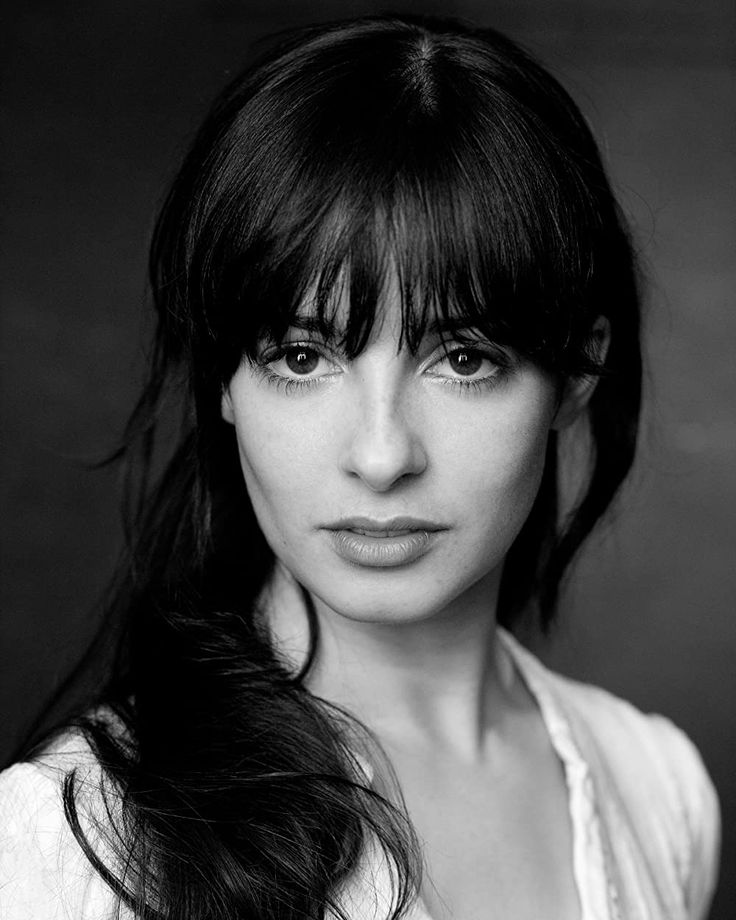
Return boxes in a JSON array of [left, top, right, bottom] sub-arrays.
[[0, 13, 720, 920]]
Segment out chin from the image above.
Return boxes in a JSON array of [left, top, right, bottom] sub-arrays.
[[307, 562, 495, 627], [271, 527, 506, 628], [319, 595, 442, 625]]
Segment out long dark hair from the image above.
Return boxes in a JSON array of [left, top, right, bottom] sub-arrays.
[[21, 14, 642, 920]]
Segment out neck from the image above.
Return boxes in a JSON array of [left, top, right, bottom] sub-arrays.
[[264, 565, 517, 761]]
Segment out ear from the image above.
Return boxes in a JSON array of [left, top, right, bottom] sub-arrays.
[[221, 387, 235, 425], [552, 317, 610, 431]]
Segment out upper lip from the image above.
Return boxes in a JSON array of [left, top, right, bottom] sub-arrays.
[[323, 516, 447, 533]]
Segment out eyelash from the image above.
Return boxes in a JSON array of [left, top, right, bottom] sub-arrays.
[[428, 347, 511, 394], [257, 369, 325, 395], [431, 374, 500, 395], [253, 342, 512, 394], [253, 344, 341, 394]]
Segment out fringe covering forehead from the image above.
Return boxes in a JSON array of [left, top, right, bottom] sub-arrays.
[[162, 22, 615, 385]]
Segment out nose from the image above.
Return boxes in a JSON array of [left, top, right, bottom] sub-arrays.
[[340, 380, 427, 492]]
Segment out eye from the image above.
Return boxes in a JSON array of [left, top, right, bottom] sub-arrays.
[[256, 342, 342, 392], [444, 349, 486, 377], [279, 345, 322, 376], [427, 345, 508, 385]]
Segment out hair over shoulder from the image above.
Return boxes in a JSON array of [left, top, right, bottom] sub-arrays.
[[20, 15, 642, 920]]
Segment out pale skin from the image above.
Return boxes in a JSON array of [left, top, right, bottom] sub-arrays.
[[222, 284, 606, 920]]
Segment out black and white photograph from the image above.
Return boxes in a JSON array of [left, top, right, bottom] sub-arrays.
[[1, 2, 733, 918]]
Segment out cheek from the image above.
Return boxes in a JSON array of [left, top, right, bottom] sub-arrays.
[[227, 392, 327, 550], [225, 366, 557, 575], [447, 401, 554, 543]]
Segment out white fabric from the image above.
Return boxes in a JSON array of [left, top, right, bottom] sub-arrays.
[[0, 632, 720, 919], [497, 631, 720, 920]]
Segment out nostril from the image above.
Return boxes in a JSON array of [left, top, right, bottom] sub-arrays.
[[340, 423, 427, 491]]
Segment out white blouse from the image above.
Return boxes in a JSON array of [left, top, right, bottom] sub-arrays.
[[0, 630, 720, 920]]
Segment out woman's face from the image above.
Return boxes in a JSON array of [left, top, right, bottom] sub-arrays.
[[222, 289, 561, 626]]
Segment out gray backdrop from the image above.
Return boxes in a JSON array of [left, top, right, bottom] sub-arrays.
[[2, 1, 734, 915]]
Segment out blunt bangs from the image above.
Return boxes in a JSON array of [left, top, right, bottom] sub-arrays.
[[159, 19, 625, 389], [139, 13, 642, 634]]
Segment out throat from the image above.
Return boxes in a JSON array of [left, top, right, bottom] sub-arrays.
[[264, 561, 512, 758], [373, 654, 581, 920], [307, 613, 514, 761]]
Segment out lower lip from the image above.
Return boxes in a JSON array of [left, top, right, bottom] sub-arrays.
[[328, 529, 440, 568]]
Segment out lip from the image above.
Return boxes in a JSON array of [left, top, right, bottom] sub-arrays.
[[323, 517, 447, 568], [324, 516, 446, 534]]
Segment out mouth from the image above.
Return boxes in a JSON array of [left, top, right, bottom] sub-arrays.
[[323, 517, 448, 568], [325, 516, 446, 534]]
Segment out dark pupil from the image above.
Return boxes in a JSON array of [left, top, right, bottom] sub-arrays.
[[449, 349, 482, 376], [285, 347, 319, 375]]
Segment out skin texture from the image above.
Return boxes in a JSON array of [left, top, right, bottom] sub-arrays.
[[221, 288, 601, 919], [222, 301, 560, 629]]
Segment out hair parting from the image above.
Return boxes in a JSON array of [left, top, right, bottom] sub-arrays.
[[17, 14, 642, 920]]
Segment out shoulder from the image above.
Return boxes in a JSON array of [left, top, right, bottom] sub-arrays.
[[0, 723, 124, 919], [549, 664, 711, 774], [549, 665, 719, 827], [517, 641, 720, 919]]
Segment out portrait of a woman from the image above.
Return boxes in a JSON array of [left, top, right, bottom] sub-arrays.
[[0, 11, 725, 920]]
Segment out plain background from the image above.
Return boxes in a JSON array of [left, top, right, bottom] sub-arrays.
[[1, 0, 734, 914]]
